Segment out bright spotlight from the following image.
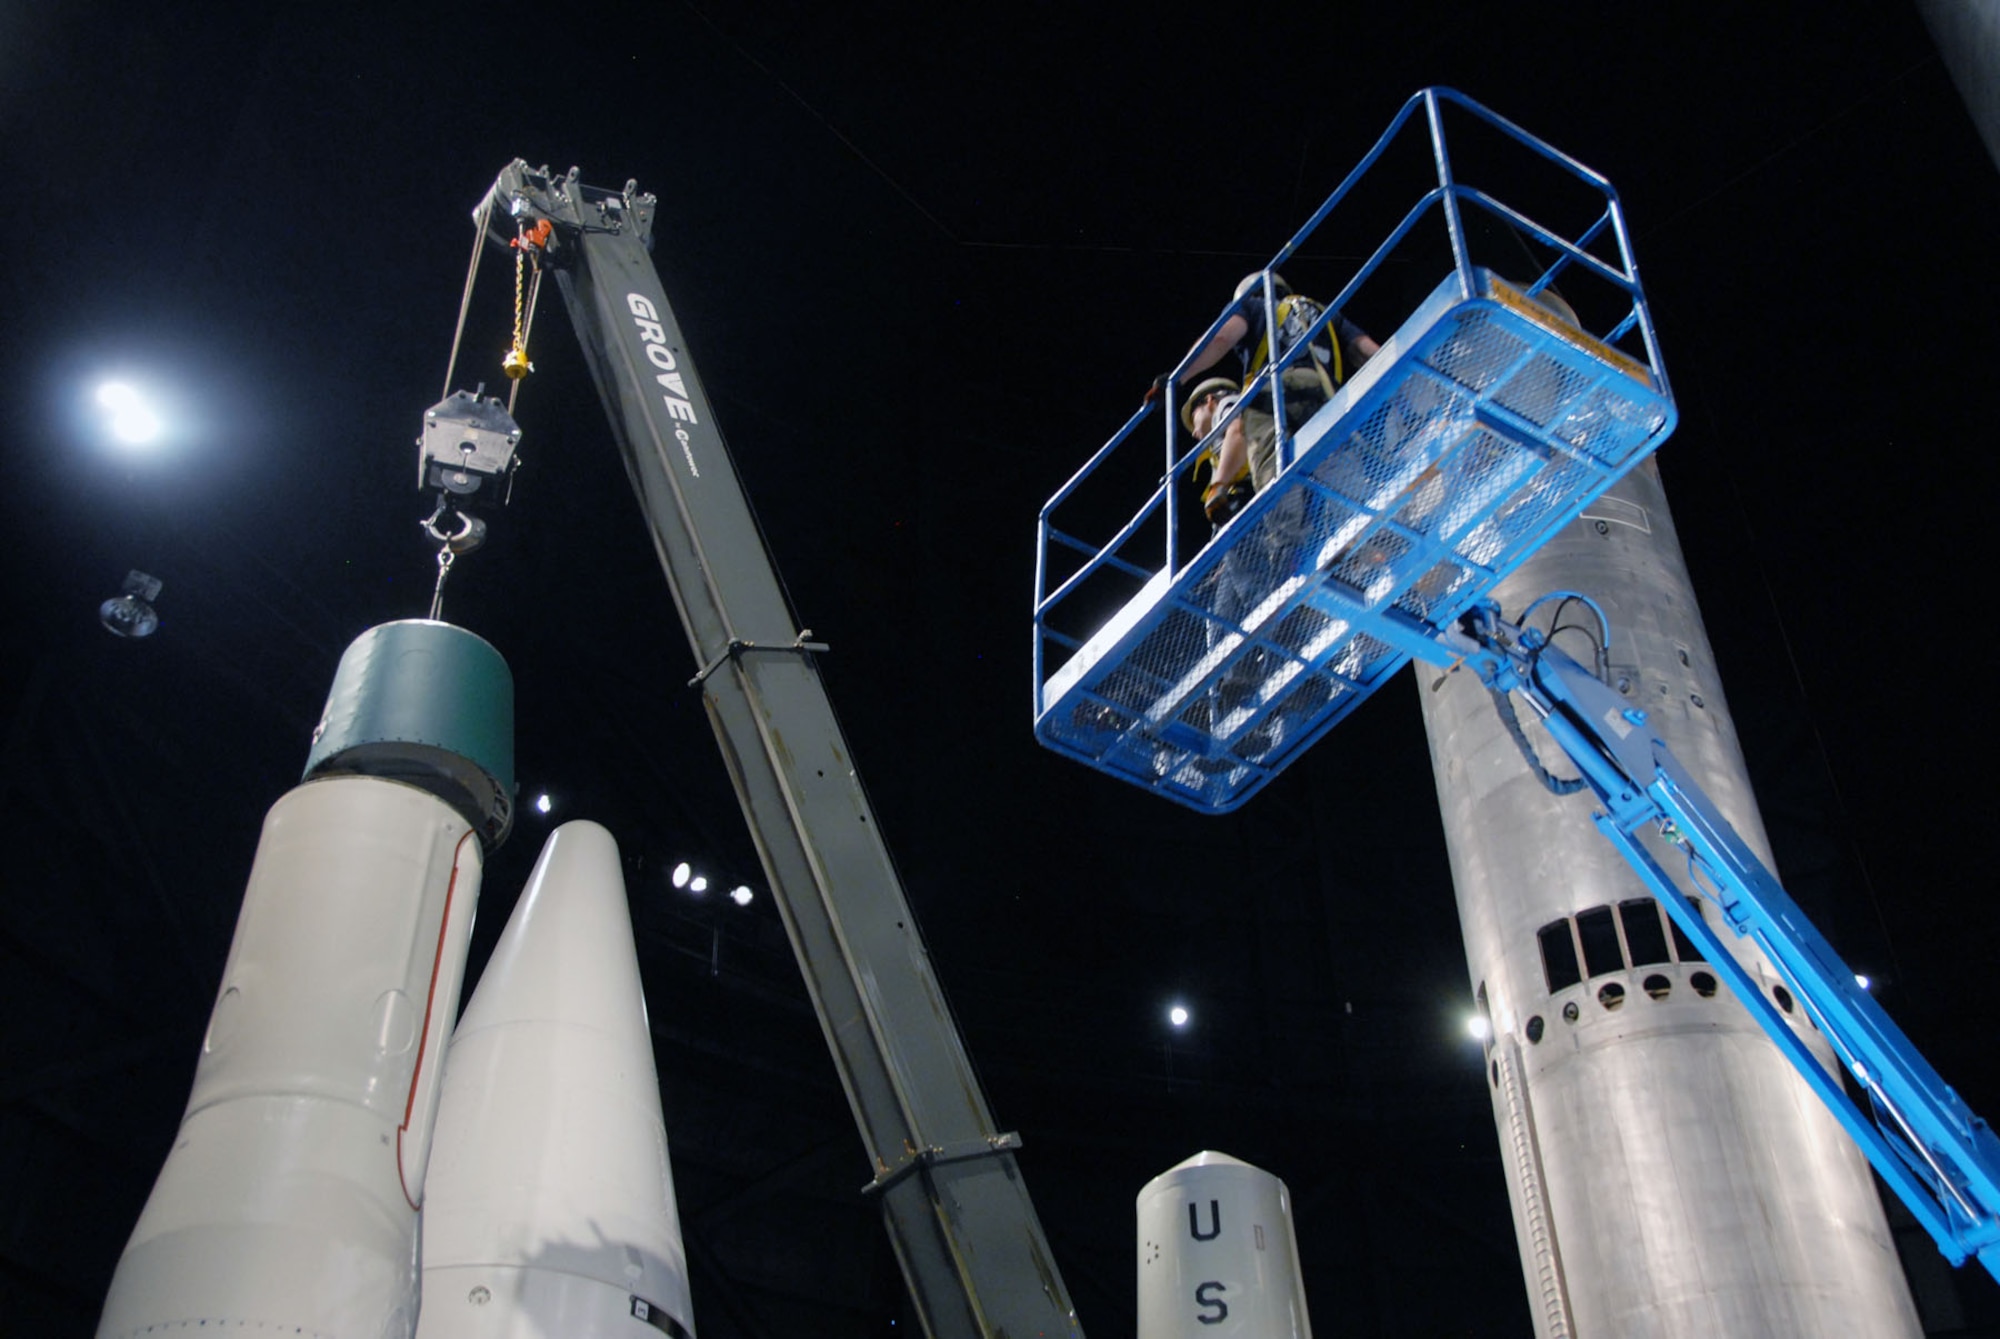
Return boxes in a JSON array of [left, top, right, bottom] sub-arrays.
[[671, 862, 691, 889], [729, 885, 754, 907], [534, 793, 552, 815], [1854, 974, 1870, 991], [689, 875, 709, 894], [1168, 1005, 1189, 1028], [95, 381, 161, 445], [1467, 1016, 1492, 1042]]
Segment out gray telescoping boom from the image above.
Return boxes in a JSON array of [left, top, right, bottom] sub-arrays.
[[473, 162, 1082, 1337]]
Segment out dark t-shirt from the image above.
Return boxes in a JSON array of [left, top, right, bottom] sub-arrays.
[[1230, 293, 1371, 392]]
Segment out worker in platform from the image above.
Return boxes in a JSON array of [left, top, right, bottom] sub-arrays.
[[1174, 272, 1379, 492], [1182, 377, 1251, 533]]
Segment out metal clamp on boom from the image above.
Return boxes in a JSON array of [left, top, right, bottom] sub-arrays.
[[688, 630, 831, 688], [863, 1132, 1026, 1197]]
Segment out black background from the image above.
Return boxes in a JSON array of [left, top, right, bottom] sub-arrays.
[[5, 3, 1997, 1334]]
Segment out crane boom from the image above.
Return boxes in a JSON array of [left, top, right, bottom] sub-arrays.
[[480, 161, 1082, 1337]]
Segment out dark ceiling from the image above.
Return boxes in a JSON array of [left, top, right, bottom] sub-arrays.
[[5, 3, 1998, 1335]]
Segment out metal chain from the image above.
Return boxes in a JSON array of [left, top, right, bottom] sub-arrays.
[[506, 241, 544, 417], [512, 243, 526, 356]]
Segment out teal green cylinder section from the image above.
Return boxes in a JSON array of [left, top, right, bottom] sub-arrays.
[[304, 620, 515, 846]]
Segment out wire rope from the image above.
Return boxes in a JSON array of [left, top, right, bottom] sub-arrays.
[[442, 192, 496, 401]]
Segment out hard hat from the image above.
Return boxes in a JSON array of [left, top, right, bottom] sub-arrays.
[[1181, 377, 1240, 434], [1233, 270, 1293, 301]]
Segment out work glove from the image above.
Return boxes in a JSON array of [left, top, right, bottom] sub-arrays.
[[1203, 479, 1254, 528], [1142, 372, 1170, 406]]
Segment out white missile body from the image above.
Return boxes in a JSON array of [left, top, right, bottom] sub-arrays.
[[97, 619, 514, 1339], [97, 775, 483, 1338], [417, 820, 695, 1339], [1137, 1151, 1311, 1339]]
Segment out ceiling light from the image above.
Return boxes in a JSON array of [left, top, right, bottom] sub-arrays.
[[99, 570, 162, 639], [96, 381, 162, 446], [534, 793, 552, 815], [729, 885, 754, 906], [689, 875, 708, 894], [1168, 1005, 1189, 1028], [1466, 1016, 1492, 1042], [671, 862, 690, 889]]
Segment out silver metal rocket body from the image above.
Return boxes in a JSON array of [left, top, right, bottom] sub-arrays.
[[1417, 460, 1921, 1337]]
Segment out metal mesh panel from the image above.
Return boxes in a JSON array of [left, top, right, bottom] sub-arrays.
[[1101, 726, 1171, 776], [1309, 375, 1471, 514], [1554, 383, 1670, 464], [1326, 527, 1417, 608], [1034, 266, 1674, 813], [1095, 665, 1166, 712], [1183, 543, 1290, 636], [1170, 643, 1291, 741], [1421, 309, 1527, 392], [1229, 669, 1342, 765], [1046, 694, 1135, 754], [1270, 604, 1348, 662], [1394, 559, 1477, 622], [1124, 606, 1212, 715], [1453, 453, 1594, 568], [1163, 754, 1255, 806], [1341, 631, 1399, 684], [1410, 430, 1542, 541], [1228, 492, 1348, 628], [1493, 352, 1594, 429]]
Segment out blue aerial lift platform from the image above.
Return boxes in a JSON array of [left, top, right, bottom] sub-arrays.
[[1033, 88, 1674, 814], [1033, 88, 2000, 1281]]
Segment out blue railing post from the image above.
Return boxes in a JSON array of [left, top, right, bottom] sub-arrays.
[[1425, 89, 1478, 305]]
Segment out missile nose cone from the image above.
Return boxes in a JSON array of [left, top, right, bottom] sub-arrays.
[[421, 820, 694, 1339], [1171, 1150, 1251, 1172], [453, 820, 647, 1043]]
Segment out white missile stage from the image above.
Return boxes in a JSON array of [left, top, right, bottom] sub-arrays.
[[1138, 1151, 1312, 1339], [417, 820, 695, 1339], [98, 621, 515, 1339]]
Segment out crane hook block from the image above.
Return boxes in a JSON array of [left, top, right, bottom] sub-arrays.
[[417, 389, 522, 496], [501, 347, 532, 380]]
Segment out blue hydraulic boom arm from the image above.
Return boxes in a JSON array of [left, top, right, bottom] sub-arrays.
[[1449, 599, 2000, 1280]]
